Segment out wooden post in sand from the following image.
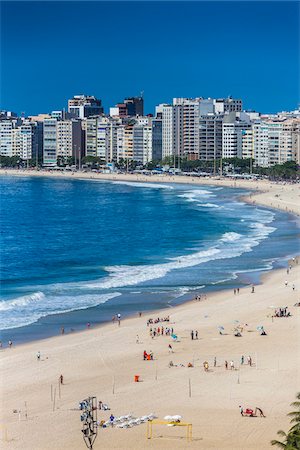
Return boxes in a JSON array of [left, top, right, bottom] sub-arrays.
[[188, 378, 192, 398], [53, 387, 56, 412]]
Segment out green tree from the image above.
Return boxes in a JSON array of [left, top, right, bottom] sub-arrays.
[[271, 393, 300, 449]]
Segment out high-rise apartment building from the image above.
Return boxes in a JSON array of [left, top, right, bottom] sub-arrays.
[[43, 119, 57, 165], [68, 95, 103, 119], [222, 113, 252, 159], [152, 118, 162, 161], [133, 124, 152, 164], [0, 121, 14, 157], [199, 114, 223, 161], [214, 97, 243, 114], [124, 97, 144, 116], [173, 98, 200, 160]]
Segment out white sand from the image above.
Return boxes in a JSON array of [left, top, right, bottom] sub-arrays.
[[0, 169, 299, 449]]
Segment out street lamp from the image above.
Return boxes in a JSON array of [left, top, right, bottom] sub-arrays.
[[80, 397, 98, 450]]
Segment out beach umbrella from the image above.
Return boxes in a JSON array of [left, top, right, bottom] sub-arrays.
[[164, 415, 172, 421], [256, 326, 263, 331], [171, 334, 178, 339]]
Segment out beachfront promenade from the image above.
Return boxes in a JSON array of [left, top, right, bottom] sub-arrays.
[[0, 170, 299, 449]]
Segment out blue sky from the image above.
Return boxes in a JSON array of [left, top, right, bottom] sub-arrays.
[[1, 1, 299, 115]]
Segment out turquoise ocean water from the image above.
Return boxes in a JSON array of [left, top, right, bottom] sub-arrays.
[[0, 176, 299, 343]]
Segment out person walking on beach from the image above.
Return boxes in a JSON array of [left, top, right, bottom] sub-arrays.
[[61, 327, 65, 335], [195, 330, 198, 339], [8, 340, 12, 348], [241, 355, 244, 365], [214, 357, 217, 367], [230, 360, 234, 370], [255, 407, 266, 417], [285, 280, 288, 287], [168, 344, 173, 353], [191, 330, 194, 340], [59, 374, 64, 385], [37, 351, 41, 361], [251, 285, 255, 293], [239, 405, 244, 416], [225, 360, 228, 370], [136, 335, 139, 344], [203, 361, 209, 372]]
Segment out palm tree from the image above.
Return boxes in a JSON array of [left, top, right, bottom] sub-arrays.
[[271, 393, 300, 449]]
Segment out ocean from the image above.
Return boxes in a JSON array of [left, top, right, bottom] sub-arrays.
[[0, 175, 299, 343]]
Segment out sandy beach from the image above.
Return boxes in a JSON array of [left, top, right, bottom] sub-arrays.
[[0, 170, 300, 449]]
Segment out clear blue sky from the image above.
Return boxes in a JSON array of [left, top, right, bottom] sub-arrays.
[[1, 1, 299, 115]]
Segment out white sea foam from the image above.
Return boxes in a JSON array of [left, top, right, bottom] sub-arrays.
[[0, 292, 121, 330], [221, 232, 243, 242], [178, 189, 214, 203], [200, 203, 220, 208], [112, 181, 173, 189], [85, 216, 276, 291], [0, 291, 45, 311]]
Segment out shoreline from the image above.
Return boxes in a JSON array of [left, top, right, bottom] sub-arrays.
[[1, 169, 300, 449], [1, 168, 300, 216], [0, 169, 299, 346], [1, 257, 299, 449]]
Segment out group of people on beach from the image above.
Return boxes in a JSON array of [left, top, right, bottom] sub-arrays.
[[0, 340, 13, 349], [143, 350, 153, 360], [194, 294, 207, 301], [239, 406, 265, 418], [147, 316, 170, 326], [273, 307, 291, 317], [190, 330, 198, 340], [149, 326, 174, 338]]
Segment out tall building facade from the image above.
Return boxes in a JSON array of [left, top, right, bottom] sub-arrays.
[[199, 114, 223, 161], [68, 95, 103, 119], [152, 118, 162, 161], [133, 125, 152, 164]]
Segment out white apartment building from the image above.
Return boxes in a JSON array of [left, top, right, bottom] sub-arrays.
[[0, 121, 13, 156], [251, 119, 299, 167], [133, 125, 152, 164], [19, 122, 36, 160], [56, 120, 73, 159], [222, 115, 252, 159], [85, 117, 120, 161], [0, 120, 38, 160], [162, 105, 176, 159], [43, 119, 57, 165], [173, 98, 199, 159], [214, 97, 243, 114], [241, 129, 254, 159]]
